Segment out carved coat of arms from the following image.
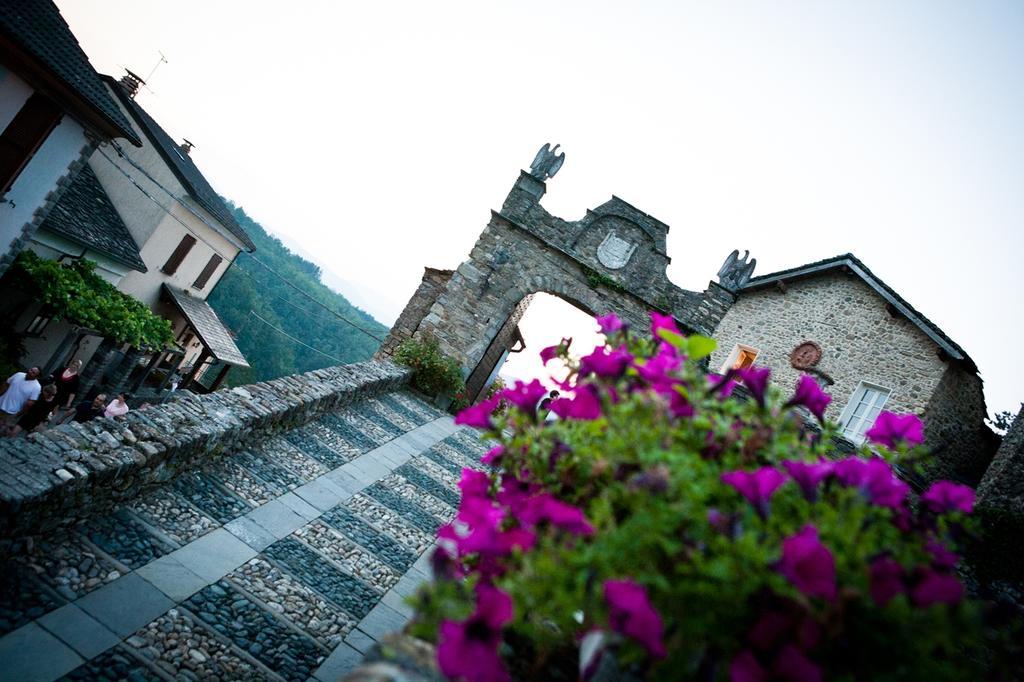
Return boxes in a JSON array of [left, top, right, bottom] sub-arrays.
[[596, 231, 637, 270]]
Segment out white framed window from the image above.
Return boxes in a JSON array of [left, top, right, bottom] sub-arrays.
[[719, 344, 759, 374], [838, 381, 892, 444]]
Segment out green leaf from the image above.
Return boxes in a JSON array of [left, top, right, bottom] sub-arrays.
[[686, 335, 717, 360], [657, 328, 687, 350]]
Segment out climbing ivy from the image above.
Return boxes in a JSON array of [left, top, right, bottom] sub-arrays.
[[10, 251, 174, 349], [581, 264, 629, 294]]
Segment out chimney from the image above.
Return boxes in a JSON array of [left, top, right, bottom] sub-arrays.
[[119, 69, 145, 98], [179, 139, 194, 156]]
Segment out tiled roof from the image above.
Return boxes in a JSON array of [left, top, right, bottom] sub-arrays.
[[104, 78, 256, 252], [0, 0, 141, 145], [39, 164, 146, 272], [162, 284, 249, 367], [742, 253, 975, 370]]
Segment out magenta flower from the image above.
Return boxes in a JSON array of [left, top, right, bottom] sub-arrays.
[[438, 583, 513, 682], [501, 379, 548, 414], [736, 366, 771, 407], [636, 346, 682, 387], [519, 493, 594, 536], [865, 411, 924, 448], [926, 539, 959, 569], [540, 337, 572, 365], [834, 457, 909, 509], [496, 474, 541, 516], [707, 373, 737, 399], [722, 467, 787, 516], [772, 645, 822, 682], [579, 346, 632, 379], [785, 375, 832, 421], [921, 481, 975, 515], [730, 649, 765, 682], [550, 385, 602, 420], [910, 569, 963, 607], [596, 313, 625, 335], [649, 310, 680, 338], [777, 525, 837, 601], [455, 396, 500, 429], [481, 445, 504, 466], [458, 468, 492, 499], [603, 579, 666, 658], [869, 556, 905, 606], [782, 460, 833, 500]]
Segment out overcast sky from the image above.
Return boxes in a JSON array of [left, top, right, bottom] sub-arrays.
[[56, 0, 1022, 416]]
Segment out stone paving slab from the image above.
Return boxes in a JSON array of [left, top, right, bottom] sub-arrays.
[[0, 622, 83, 681], [224, 515, 278, 551], [170, 528, 257, 582], [245, 498, 307, 539], [313, 640, 364, 681], [135, 554, 209, 602], [75, 573, 174, 639], [36, 603, 119, 660]]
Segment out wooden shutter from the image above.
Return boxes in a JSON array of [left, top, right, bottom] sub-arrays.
[[192, 254, 223, 289], [161, 235, 197, 274], [0, 93, 63, 195]]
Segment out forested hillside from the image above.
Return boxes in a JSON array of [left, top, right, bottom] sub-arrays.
[[207, 201, 388, 386]]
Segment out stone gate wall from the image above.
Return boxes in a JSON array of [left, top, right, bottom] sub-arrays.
[[0, 361, 411, 538]]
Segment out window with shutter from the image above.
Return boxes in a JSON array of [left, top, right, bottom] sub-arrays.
[[0, 93, 63, 195], [162, 235, 197, 274], [839, 382, 892, 444], [192, 254, 223, 290]]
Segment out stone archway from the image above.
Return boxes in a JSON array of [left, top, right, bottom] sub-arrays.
[[378, 162, 738, 399]]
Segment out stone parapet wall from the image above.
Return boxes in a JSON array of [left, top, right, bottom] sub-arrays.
[[0, 360, 411, 538], [977, 407, 1024, 521]]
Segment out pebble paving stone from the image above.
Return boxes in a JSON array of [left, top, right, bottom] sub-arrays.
[[81, 509, 175, 570], [420, 445, 469, 476], [262, 537, 380, 619], [207, 457, 285, 507], [319, 413, 381, 451], [232, 449, 305, 491], [376, 474, 455, 521], [360, 482, 444, 535], [346, 402, 406, 438], [59, 644, 166, 681], [408, 453, 461, 488], [283, 428, 350, 469], [127, 488, 219, 546], [375, 394, 432, 427], [334, 411, 394, 447], [296, 521, 398, 590], [365, 398, 421, 432], [344, 493, 434, 552], [255, 437, 328, 482], [14, 530, 122, 601], [186, 580, 325, 679], [318, 506, 417, 572], [300, 422, 362, 463], [128, 606, 270, 681], [393, 462, 461, 508], [0, 559, 66, 636], [230, 557, 357, 649], [434, 439, 487, 470], [392, 391, 447, 421], [172, 470, 252, 524]]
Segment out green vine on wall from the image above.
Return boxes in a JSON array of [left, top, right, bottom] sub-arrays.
[[10, 251, 174, 349], [580, 264, 628, 294]]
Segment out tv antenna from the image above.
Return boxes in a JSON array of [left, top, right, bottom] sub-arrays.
[[146, 51, 168, 83]]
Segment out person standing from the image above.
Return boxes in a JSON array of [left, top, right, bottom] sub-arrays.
[[7, 384, 58, 436], [64, 393, 107, 424], [0, 367, 42, 429], [51, 358, 82, 417], [104, 392, 131, 418]]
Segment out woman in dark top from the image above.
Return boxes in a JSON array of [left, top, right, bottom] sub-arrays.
[[8, 384, 58, 436], [52, 358, 82, 415]]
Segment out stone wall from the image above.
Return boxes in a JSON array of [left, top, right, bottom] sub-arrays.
[[923, 366, 999, 484], [376, 267, 452, 360], [0, 360, 411, 538], [406, 171, 732, 378], [977, 407, 1024, 522], [709, 271, 950, 421]]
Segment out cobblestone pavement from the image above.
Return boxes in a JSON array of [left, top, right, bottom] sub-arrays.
[[0, 392, 489, 681]]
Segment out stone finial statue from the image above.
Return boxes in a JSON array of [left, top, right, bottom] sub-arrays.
[[717, 249, 757, 290], [529, 143, 565, 181]]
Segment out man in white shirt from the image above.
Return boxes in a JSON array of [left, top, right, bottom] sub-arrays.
[[0, 367, 42, 428]]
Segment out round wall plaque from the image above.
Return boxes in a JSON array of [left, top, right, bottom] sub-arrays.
[[790, 341, 822, 369]]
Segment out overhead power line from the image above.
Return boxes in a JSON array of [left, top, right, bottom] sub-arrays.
[[244, 311, 346, 364]]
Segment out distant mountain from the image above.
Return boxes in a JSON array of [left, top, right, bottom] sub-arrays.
[[207, 201, 389, 386]]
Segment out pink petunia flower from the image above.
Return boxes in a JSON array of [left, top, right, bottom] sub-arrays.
[[603, 579, 667, 658], [777, 525, 837, 601], [455, 397, 501, 429], [736, 366, 771, 407], [579, 346, 632, 379], [869, 556, 905, 606], [772, 645, 822, 682], [481, 445, 504, 466], [864, 411, 925, 448], [921, 481, 975, 515], [722, 467, 788, 516], [596, 313, 626, 335], [540, 337, 572, 365], [910, 569, 964, 607], [550, 385, 603, 420], [501, 379, 548, 414], [518, 493, 594, 536], [834, 457, 909, 509], [785, 375, 832, 421], [649, 310, 681, 338], [458, 468, 492, 499], [730, 649, 766, 682], [636, 346, 683, 387], [782, 460, 834, 501], [438, 583, 514, 682]]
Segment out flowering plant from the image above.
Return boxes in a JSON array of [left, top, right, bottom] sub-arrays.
[[411, 313, 1008, 681]]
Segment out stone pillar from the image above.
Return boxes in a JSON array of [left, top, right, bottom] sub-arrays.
[[974, 407, 1024, 581], [106, 347, 144, 397], [181, 348, 211, 391], [376, 267, 453, 360], [77, 338, 118, 399]]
